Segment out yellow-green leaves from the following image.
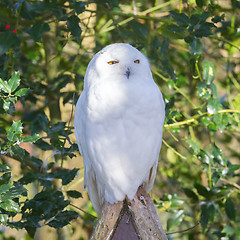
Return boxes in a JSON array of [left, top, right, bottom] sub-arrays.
[[203, 61, 215, 84]]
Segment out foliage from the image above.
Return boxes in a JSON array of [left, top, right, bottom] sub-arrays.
[[0, 0, 239, 239]]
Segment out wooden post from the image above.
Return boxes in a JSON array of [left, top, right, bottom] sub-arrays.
[[90, 186, 167, 240]]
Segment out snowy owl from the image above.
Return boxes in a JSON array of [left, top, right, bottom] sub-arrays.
[[74, 43, 165, 215]]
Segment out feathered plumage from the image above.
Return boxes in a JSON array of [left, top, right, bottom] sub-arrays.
[[74, 43, 165, 215]]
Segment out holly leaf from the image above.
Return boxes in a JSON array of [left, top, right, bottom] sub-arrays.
[[22, 134, 41, 143], [232, 93, 240, 111], [67, 15, 82, 42], [67, 190, 82, 199], [207, 98, 222, 114], [8, 72, 20, 93], [7, 120, 23, 142], [170, 11, 189, 27], [0, 183, 13, 196], [190, 38, 202, 55], [15, 88, 30, 97], [0, 78, 11, 93], [27, 22, 50, 42], [167, 210, 184, 231], [213, 113, 229, 132], [47, 211, 79, 228], [0, 32, 20, 55], [0, 214, 8, 224], [203, 61, 215, 84], [1, 199, 20, 212], [225, 198, 236, 220]]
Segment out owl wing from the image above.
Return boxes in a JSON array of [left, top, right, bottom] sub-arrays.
[[74, 91, 105, 214]]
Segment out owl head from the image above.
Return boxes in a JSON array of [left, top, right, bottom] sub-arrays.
[[84, 43, 153, 87]]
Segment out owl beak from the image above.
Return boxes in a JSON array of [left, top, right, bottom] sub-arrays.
[[125, 68, 131, 79]]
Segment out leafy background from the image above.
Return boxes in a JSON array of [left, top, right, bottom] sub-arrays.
[[0, 0, 239, 239]]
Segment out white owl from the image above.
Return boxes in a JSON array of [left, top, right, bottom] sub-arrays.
[[74, 43, 165, 215]]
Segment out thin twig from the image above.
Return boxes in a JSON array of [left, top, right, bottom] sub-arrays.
[[99, 0, 177, 33], [220, 178, 240, 190], [70, 203, 97, 219], [162, 139, 187, 160], [210, 35, 240, 51], [164, 109, 240, 128], [166, 222, 200, 235]]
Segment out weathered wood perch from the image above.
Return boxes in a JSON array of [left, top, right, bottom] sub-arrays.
[[90, 186, 167, 240]]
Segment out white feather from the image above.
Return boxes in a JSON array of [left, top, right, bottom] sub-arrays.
[[74, 43, 165, 215]]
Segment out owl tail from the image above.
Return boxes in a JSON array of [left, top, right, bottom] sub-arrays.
[[85, 169, 104, 216], [143, 161, 158, 193]]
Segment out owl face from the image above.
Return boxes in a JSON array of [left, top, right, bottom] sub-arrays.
[[86, 43, 152, 85]]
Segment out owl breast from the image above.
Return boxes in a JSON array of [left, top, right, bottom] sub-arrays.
[[82, 75, 164, 203]]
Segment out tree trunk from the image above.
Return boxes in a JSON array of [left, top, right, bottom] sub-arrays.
[[91, 186, 167, 240]]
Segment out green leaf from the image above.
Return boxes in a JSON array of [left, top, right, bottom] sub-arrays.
[[1, 199, 20, 212], [194, 183, 210, 198], [189, 38, 202, 55], [22, 134, 40, 143], [228, 164, 240, 172], [0, 78, 11, 93], [183, 188, 198, 202], [197, 82, 211, 99], [207, 98, 222, 114], [167, 210, 184, 231], [0, 214, 8, 224], [0, 32, 20, 55], [67, 190, 82, 199], [196, 0, 205, 7], [222, 224, 236, 235], [34, 139, 52, 150], [185, 139, 200, 154], [3, 185, 27, 200], [211, 15, 224, 23], [73, 1, 86, 14], [213, 113, 229, 132], [200, 203, 208, 231], [176, 75, 189, 87], [200, 12, 211, 23], [203, 61, 215, 84], [0, 173, 11, 185], [67, 15, 82, 42], [170, 11, 189, 27], [194, 22, 215, 38], [20, 1, 36, 20], [225, 198, 236, 220], [53, 168, 79, 185], [161, 24, 184, 39], [7, 120, 23, 142], [232, 93, 240, 110], [3, 100, 11, 112], [0, 183, 13, 195], [200, 116, 212, 127], [15, 88, 30, 97], [166, 25, 185, 33], [189, 14, 201, 27], [129, 20, 148, 38], [0, 164, 11, 173], [47, 211, 79, 228], [27, 22, 50, 42], [208, 203, 216, 222], [8, 71, 20, 93], [11, 145, 26, 160]]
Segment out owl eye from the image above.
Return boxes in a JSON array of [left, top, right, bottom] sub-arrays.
[[134, 59, 140, 64], [107, 60, 119, 65]]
